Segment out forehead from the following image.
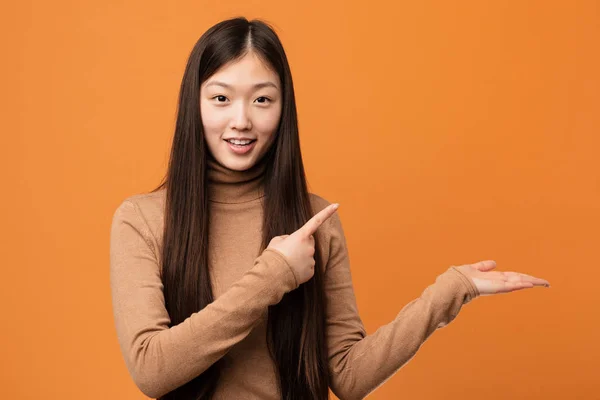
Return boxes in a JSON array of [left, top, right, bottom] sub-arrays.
[[203, 52, 279, 89]]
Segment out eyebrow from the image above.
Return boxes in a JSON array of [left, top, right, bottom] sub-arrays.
[[204, 81, 279, 90]]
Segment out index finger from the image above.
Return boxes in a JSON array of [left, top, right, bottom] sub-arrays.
[[297, 203, 339, 237]]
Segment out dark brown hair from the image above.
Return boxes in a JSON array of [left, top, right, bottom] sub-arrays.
[[152, 17, 329, 399]]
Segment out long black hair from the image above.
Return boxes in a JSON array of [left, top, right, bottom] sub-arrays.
[[152, 17, 330, 399]]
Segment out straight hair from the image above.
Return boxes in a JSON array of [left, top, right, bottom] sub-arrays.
[[152, 17, 330, 400]]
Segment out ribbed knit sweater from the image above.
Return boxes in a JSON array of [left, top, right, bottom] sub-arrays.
[[109, 157, 479, 399]]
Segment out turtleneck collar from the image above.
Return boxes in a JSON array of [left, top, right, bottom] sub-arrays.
[[206, 155, 267, 204]]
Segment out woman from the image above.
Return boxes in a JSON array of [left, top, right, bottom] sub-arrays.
[[109, 17, 550, 400]]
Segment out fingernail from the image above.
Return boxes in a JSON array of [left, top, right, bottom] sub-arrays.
[[332, 203, 339, 210]]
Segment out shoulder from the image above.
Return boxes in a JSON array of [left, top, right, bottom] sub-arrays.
[[114, 189, 165, 217], [111, 188, 166, 241], [309, 192, 343, 220], [308, 192, 346, 259], [309, 193, 340, 227], [308, 192, 343, 229], [307, 193, 349, 271], [308, 192, 333, 213]]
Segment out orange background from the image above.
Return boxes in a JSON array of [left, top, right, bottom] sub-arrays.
[[1, 1, 598, 399]]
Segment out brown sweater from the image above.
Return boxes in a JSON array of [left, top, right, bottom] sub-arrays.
[[109, 157, 479, 400]]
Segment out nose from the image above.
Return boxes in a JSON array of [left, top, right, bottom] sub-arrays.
[[230, 101, 252, 131]]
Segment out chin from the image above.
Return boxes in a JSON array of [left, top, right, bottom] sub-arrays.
[[220, 155, 256, 171]]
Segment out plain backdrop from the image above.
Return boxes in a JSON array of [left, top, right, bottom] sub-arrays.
[[1, 1, 598, 399]]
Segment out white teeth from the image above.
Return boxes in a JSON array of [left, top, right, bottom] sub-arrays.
[[227, 139, 253, 145]]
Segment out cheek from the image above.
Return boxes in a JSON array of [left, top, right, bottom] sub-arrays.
[[201, 119, 222, 136], [200, 101, 227, 134], [254, 108, 282, 139]]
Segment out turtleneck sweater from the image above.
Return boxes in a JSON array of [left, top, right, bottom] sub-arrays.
[[109, 156, 480, 400]]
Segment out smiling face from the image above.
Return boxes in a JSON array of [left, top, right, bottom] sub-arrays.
[[200, 51, 282, 171]]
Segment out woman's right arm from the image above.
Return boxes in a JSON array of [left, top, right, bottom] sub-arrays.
[[109, 200, 299, 398]]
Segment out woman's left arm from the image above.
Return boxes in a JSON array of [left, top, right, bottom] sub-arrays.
[[319, 209, 549, 400]]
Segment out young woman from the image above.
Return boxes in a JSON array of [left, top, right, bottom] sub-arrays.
[[109, 17, 550, 400]]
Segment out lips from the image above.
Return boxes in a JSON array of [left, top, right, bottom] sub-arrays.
[[224, 139, 257, 155], [223, 138, 256, 142]]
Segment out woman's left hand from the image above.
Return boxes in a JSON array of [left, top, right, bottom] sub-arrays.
[[455, 260, 551, 296]]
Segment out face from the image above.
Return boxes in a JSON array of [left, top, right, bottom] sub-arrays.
[[200, 51, 282, 171]]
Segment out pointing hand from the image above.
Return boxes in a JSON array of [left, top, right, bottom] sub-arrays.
[[267, 203, 340, 285]]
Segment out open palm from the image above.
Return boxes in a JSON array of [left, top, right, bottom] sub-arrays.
[[455, 261, 550, 296]]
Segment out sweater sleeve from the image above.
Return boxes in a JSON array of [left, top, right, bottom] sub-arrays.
[[109, 200, 299, 398], [323, 213, 479, 400]]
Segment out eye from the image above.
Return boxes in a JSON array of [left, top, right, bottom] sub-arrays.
[[212, 95, 228, 103], [255, 96, 271, 104]]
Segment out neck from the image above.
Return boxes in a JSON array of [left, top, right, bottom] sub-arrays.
[[206, 155, 267, 204]]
